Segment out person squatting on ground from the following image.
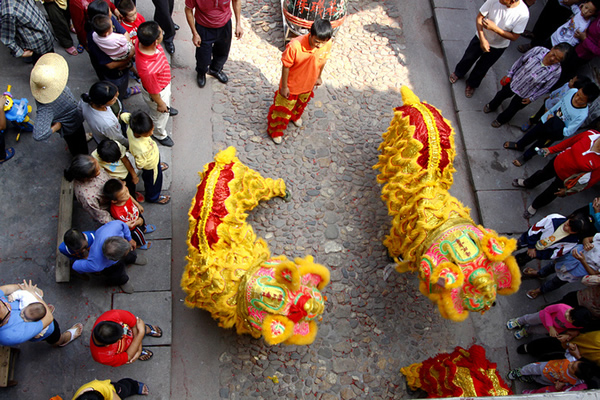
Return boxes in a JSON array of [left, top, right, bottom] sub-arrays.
[[90, 309, 162, 367], [513, 212, 584, 266], [521, 75, 592, 132], [506, 303, 591, 339], [72, 378, 149, 399], [0, 281, 82, 347], [0, 0, 54, 63], [121, 110, 171, 204], [267, 18, 333, 145], [71, 220, 147, 293], [103, 178, 156, 250], [449, 0, 529, 98], [507, 357, 598, 390], [523, 231, 600, 299], [31, 54, 89, 156], [59, 228, 95, 261], [135, 21, 178, 147], [512, 129, 600, 218], [184, 0, 243, 88], [64, 154, 113, 224], [505, 82, 599, 167], [484, 43, 570, 127]]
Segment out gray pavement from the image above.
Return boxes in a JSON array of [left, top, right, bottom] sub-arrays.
[[3, 0, 600, 399]]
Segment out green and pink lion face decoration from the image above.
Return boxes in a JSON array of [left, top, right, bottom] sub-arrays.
[[181, 147, 330, 345], [373, 87, 521, 321]]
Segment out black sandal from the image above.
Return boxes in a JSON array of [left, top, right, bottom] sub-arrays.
[[503, 141, 520, 150]]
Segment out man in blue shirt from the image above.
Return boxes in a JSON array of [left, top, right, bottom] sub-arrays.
[[73, 220, 146, 293], [0, 281, 81, 347]]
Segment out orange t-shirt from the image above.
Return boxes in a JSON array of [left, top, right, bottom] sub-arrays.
[[281, 34, 332, 95]]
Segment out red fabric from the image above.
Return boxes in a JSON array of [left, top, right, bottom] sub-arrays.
[[397, 102, 453, 173], [120, 13, 146, 44], [110, 197, 140, 228], [189, 162, 233, 250], [418, 345, 512, 397], [184, 0, 232, 28], [135, 42, 171, 94], [549, 130, 600, 189], [287, 295, 310, 323], [90, 310, 136, 367]]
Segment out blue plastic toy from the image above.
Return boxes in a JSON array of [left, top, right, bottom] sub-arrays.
[[3, 85, 34, 139]]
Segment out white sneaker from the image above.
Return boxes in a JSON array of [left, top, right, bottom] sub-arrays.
[[272, 136, 282, 144], [291, 118, 303, 127]]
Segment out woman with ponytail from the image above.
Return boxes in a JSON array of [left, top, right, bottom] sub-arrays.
[[79, 81, 127, 146]]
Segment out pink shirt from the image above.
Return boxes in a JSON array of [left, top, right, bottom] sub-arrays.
[[540, 304, 580, 333], [184, 0, 232, 28]]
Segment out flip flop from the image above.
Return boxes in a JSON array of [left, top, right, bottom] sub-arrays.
[[160, 162, 169, 171], [465, 86, 475, 98], [491, 120, 502, 128], [449, 72, 459, 84], [145, 224, 156, 234], [513, 157, 525, 167], [526, 289, 540, 299], [138, 242, 152, 250], [59, 323, 83, 347], [139, 348, 153, 361], [136, 192, 145, 203], [154, 195, 170, 205], [512, 178, 526, 188], [0, 148, 15, 164], [123, 85, 141, 99], [145, 323, 163, 338], [137, 381, 149, 395], [522, 267, 539, 278], [504, 142, 520, 150], [65, 46, 78, 56]]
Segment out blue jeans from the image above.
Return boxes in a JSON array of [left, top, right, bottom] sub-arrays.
[[538, 263, 569, 294]]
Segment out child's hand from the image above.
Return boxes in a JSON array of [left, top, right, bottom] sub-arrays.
[[554, 381, 566, 391], [126, 220, 137, 230], [479, 37, 490, 52], [593, 197, 600, 213], [21, 50, 33, 58], [568, 343, 582, 359], [575, 29, 587, 41], [541, 147, 550, 157], [548, 326, 558, 337], [573, 248, 587, 262], [527, 248, 537, 258], [129, 239, 137, 251]]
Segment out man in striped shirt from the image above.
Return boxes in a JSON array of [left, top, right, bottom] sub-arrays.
[[484, 42, 571, 127], [136, 21, 178, 147]]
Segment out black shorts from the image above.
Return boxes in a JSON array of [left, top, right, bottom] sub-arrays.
[[43, 320, 61, 345]]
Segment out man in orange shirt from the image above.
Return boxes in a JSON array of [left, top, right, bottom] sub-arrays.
[[267, 19, 333, 144]]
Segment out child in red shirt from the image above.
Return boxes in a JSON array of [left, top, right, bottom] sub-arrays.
[[103, 178, 155, 249], [117, 0, 146, 45]]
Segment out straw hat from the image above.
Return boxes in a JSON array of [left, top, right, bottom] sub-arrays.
[[30, 53, 69, 104]]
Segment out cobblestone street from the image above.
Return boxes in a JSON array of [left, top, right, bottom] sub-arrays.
[[208, 1, 474, 398]]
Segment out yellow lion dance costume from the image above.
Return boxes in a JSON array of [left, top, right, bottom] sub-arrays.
[[182, 147, 330, 345], [373, 87, 520, 321]]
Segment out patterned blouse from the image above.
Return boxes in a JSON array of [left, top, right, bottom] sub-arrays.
[[73, 169, 113, 224], [0, 0, 53, 57]]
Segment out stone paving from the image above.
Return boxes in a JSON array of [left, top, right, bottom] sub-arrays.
[[207, 0, 478, 398]]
